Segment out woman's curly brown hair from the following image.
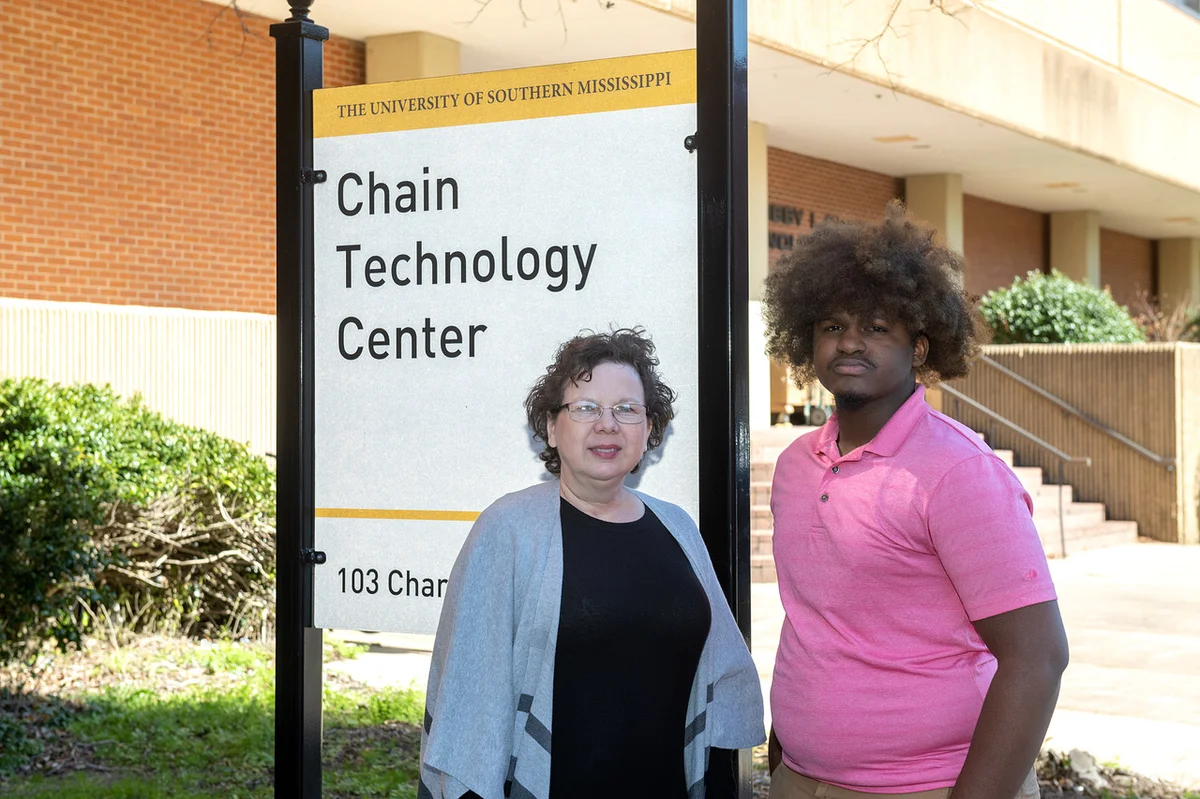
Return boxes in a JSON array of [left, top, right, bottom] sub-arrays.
[[762, 201, 989, 385], [524, 327, 676, 476]]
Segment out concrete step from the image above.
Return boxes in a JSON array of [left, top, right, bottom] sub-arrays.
[[1040, 521, 1138, 558], [750, 445, 791, 465], [750, 425, 817, 454], [752, 505, 773, 534], [746, 434, 1139, 575], [1033, 502, 1107, 528], [754, 502, 1110, 539], [755, 507, 1113, 546], [1010, 465, 1045, 493], [1030, 483, 1073, 507], [751, 521, 1140, 580], [1037, 515, 1132, 546], [752, 496, 1101, 528], [750, 471, 1072, 509], [751, 468, 1071, 507], [752, 531, 773, 556], [751, 460, 775, 483], [751, 553, 777, 583]]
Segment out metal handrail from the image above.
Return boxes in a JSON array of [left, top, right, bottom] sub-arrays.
[[939, 383, 1089, 558], [979, 355, 1175, 472], [939, 385, 1090, 467]]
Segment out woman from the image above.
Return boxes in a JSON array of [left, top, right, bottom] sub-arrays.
[[419, 328, 764, 799]]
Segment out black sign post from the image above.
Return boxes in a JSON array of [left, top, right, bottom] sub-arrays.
[[696, 0, 753, 795], [271, 2, 326, 798], [272, 1, 751, 796]]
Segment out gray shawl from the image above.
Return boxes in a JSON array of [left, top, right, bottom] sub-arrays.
[[419, 480, 764, 799]]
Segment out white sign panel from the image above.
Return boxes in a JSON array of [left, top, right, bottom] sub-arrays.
[[311, 51, 698, 634]]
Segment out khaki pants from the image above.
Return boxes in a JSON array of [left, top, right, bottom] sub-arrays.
[[769, 762, 1040, 799]]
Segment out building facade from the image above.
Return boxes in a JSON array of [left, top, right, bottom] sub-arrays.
[[4, 0, 1200, 437]]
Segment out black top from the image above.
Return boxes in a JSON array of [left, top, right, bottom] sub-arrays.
[[547, 498, 712, 799]]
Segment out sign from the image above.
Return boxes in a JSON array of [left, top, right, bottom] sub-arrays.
[[310, 51, 699, 634], [767, 204, 837, 251]]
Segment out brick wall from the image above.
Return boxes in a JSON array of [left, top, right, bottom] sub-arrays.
[[764, 148, 903, 413], [0, 0, 364, 314], [1100, 228, 1155, 308], [766, 147, 902, 263], [963, 194, 1047, 299]]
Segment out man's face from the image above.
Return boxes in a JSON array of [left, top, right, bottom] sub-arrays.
[[812, 311, 928, 409]]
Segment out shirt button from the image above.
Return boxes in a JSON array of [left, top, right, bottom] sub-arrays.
[[831, 466, 840, 474], [820, 493, 829, 502]]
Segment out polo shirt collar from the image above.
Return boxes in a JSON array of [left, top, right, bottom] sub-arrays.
[[811, 384, 929, 461]]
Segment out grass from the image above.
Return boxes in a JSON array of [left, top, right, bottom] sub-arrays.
[[0, 636, 425, 799], [8, 637, 1199, 799]]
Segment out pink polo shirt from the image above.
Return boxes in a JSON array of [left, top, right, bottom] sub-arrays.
[[770, 385, 1057, 792]]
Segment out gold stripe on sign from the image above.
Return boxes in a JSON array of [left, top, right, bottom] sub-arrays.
[[314, 49, 696, 138], [314, 508, 480, 522]]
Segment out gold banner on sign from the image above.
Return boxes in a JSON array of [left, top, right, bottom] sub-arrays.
[[314, 49, 696, 138]]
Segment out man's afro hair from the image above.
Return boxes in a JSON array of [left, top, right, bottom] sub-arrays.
[[762, 201, 988, 385]]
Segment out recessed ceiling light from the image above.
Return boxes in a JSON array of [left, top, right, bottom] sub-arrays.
[[873, 134, 919, 144], [1043, 182, 1081, 189], [1165, 216, 1199, 224]]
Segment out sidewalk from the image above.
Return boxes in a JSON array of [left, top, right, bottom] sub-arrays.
[[327, 541, 1200, 789]]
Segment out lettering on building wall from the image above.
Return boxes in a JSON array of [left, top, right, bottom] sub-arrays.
[[768, 204, 813, 227], [768, 232, 795, 251], [767, 203, 837, 252]]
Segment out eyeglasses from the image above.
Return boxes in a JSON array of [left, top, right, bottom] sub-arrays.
[[557, 401, 648, 424]]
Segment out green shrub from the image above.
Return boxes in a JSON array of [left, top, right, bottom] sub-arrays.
[[1183, 307, 1200, 343], [0, 379, 275, 664], [0, 382, 117, 662], [979, 270, 1146, 345]]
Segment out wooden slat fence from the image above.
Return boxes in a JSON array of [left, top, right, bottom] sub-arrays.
[[0, 298, 276, 456], [941, 343, 1198, 544]]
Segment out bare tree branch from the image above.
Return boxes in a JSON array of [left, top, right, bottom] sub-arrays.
[[461, 0, 617, 42], [556, 0, 570, 39], [462, 0, 502, 27], [1130, 290, 1196, 342], [201, 1, 265, 59], [831, 0, 975, 89], [89, 488, 275, 638]]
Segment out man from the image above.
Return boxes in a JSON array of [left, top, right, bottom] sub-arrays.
[[762, 204, 1068, 799]]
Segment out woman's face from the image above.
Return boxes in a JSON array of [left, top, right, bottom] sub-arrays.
[[547, 361, 652, 493]]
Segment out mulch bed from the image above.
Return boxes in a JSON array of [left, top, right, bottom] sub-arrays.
[[3, 637, 1196, 798], [0, 635, 364, 785], [1037, 749, 1196, 799], [750, 747, 1196, 799]]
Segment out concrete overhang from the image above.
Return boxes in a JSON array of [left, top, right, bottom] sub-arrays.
[[242, 0, 1200, 240]]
